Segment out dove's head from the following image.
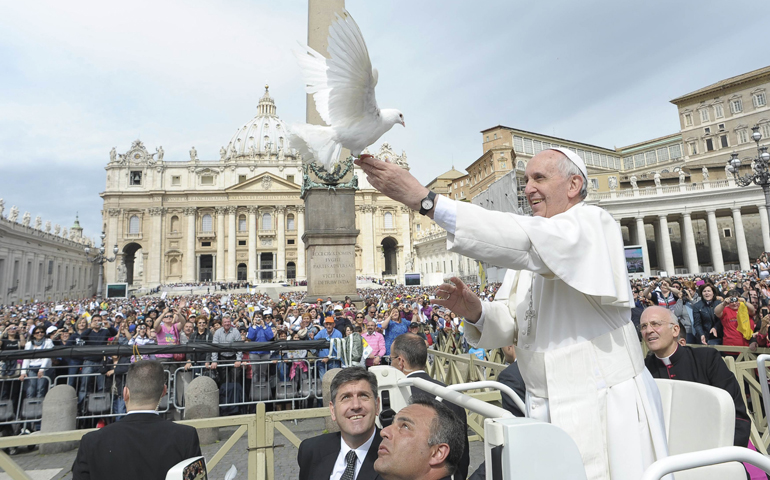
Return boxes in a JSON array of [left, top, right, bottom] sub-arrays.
[[382, 109, 405, 128]]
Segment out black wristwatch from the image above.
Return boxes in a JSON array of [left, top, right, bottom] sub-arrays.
[[419, 191, 436, 216]]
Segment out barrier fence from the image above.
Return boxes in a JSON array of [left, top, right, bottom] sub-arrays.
[[0, 342, 769, 478]]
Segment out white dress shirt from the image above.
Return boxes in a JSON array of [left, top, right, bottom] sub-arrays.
[[330, 429, 376, 480]]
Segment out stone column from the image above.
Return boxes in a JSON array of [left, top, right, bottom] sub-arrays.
[[148, 207, 164, 285], [227, 206, 237, 282], [681, 213, 700, 275], [400, 206, 412, 272], [184, 208, 196, 282], [658, 215, 675, 274], [297, 206, 306, 281], [759, 205, 770, 253], [215, 207, 226, 281], [276, 206, 286, 281], [732, 207, 750, 271], [106, 208, 121, 284], [361, 205, 375, 276], [706, 209, 725, 273], [636, 217, 651, 277], [247, 206, 258, 283]]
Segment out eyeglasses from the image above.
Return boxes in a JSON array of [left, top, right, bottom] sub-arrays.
[[638, 321, 674, 332]]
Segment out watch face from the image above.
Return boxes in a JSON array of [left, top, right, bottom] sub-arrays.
[[421, 199, 433, 210]]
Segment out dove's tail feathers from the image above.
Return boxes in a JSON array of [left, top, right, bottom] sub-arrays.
[[288, 123, 342, 171]]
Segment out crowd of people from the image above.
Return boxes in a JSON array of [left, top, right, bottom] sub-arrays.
[[0, 282, 503, 433], [629, 255, 770, 350]]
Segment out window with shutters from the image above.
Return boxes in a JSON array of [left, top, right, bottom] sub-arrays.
[[720, 135, 729, 148], [287, 214, 295, 230], [699, 108, 709, 123], [737, 129, 749, 144], [238, 215, 247, 231], [762, 123, 770, 139], [688, 142, 698, 156], [128, 215, 140, 234], [753, 92, 766, 108], [714, 103, 724, 118], [262, 213, 272, 230], [731, 98, 743, 114], [683, 113, 693, 126], [705, 138, 714, 152], [201, 214, 213, 232], [384, 212, 394, 229]]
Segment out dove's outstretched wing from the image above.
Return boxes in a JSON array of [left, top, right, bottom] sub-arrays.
[[294, 9, 379, 128]]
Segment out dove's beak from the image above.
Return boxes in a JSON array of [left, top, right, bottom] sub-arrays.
[[400, 120, 405, 127]]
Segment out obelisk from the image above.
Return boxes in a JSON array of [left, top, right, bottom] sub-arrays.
[[301, 0, 361, 303]]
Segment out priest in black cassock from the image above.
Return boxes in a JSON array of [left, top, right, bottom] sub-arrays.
[[641, 306, 750, 447]]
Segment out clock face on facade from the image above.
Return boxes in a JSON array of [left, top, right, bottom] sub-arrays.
[[134, 153, 141, 159]]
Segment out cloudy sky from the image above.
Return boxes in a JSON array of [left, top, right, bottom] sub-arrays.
[[1, 0, 768, 238]]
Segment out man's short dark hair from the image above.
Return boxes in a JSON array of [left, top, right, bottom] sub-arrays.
[[126, 360, 166, 405], [329, 367, 378, 403], [410, 396, 465, 476], [391, 333, 427, 369]]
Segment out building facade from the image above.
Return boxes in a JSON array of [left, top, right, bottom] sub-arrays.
[[0, 207, 97, 305], [100, 87, 413, 287]]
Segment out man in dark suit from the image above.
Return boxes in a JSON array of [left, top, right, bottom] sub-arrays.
[[298, 367, 383, 480], [72, 360, 201, 480], [391, 334, 470, 480]]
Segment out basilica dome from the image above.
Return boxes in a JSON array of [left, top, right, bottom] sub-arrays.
[[224, 85, 294, 160]]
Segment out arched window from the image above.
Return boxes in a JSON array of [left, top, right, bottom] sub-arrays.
[[201, 214, 213, 232], [384, 212, 393, 229], [128, 215, 140, 234], [287, 214, 295, 230], [262, 213, 272, 230], [170, 215, 179, 233], [238, 214, 247, 232]]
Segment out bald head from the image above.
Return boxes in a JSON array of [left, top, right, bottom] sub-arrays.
[[640, 306, 680, 358]]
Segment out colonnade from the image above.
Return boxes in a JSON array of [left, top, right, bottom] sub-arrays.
[[617, 204, 770, 275], [183, 205, 305, 284]]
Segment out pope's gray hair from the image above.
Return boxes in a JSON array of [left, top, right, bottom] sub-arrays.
[[553, 154, 588, 200]]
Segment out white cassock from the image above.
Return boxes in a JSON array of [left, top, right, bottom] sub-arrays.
[[434, 198, 669, 480]]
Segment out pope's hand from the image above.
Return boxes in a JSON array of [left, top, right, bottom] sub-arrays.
[[434, 277, 483, 323], [354, 156, 428, 212]]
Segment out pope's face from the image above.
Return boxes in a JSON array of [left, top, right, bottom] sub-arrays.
[[524, 151, 580, 218]]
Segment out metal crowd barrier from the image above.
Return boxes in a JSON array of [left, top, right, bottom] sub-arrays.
[[172, 357, 318, 412], [0, 376, 51, 428]]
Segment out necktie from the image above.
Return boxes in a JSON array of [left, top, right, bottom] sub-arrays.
[[341, 449, 357, 480]]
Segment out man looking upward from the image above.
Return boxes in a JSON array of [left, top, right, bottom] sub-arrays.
[[356, 148, 669, 480]]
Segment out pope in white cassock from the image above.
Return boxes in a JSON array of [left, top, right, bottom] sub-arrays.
[[356, 148, 669, 480]]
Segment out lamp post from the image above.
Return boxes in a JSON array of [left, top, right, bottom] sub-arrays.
[[85, 231, 118, 299], [727, 125, 770, 234]]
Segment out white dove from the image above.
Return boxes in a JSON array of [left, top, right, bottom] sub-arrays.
[[289, 9, 405, 170]]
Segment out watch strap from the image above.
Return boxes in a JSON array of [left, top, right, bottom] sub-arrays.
[[419, 190, 437, 216]]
